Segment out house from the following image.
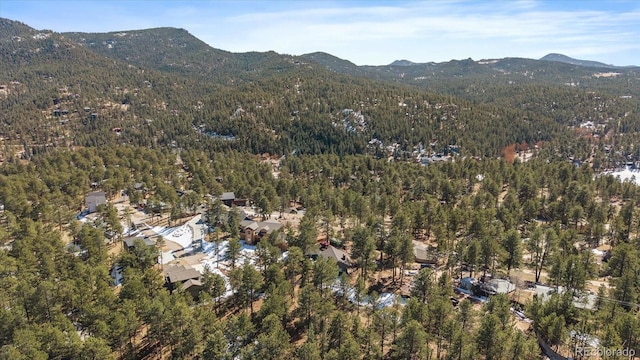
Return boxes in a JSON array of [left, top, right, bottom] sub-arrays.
[[85, 191, 106, 213], [414, 247, 430, 263], [240, 220, 259, 243], [307, 243, 352, 273], [233, 198, 249, 207], [180, 278, 205, 299], [164, 264, 201, 292], [240, 219, 283, 245], [123, 236, 155, 251], [533, 285, 597, 310], [461, 277, 516, 297], [219, 192, 235, 207], [413, 241, 437, 265], [483, 279, 516, 295]]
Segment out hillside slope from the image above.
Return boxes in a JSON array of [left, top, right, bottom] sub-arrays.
[[0, 18, 588, 159]]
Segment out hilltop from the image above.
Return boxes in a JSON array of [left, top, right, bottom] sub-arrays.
[[539, 53, 616, 68]]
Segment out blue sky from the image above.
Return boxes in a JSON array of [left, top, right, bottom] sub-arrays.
[[2, 1, 639, 66]]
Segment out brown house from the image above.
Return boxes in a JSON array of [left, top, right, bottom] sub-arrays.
[[164, 264, 201, 292], [240, 219, 283, 245]]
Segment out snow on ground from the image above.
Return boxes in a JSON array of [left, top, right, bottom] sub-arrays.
[[201, 241, 227, 270], [185, 240, 261, 300], [177, 237, 405, 309], [122, 226, 141, 236], [201, 240, 218, 256], [160, 251, 175, 265], [239, 242, 257, 266], [152, 224, 193, 249], [200, 240, 258, 271], [331, 283, 404, 308], [604, 167, 640, 186], [203, 266, 234, 299], [569, 330, 600, 348]]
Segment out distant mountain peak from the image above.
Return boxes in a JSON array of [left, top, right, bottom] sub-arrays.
[[539, 53, 615, 68], [389, 59, 416, 66]]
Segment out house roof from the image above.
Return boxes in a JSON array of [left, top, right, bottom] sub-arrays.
[[460, 277, 477, 290], [240, 209, 255, 220], [413, 240, 429, 260], [241, 220, 259, 230], [165, 265, 201, 284], [180, 278, 203, 291], [414, 247, 429, 262], [308, 244, 351, 269], [241, 219, 283, 234], [123, 236, 155, 248], [257, 220, 282, 233], [534, 285, 597, 310], [85, 191, 106, 201], [172, 249, 192, 259], [220, 192, 235, 201], [186, 214, 205, 241], [486, 279, 516, 294]]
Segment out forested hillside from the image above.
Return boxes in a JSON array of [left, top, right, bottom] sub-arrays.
[[63, 28, 297, 84], [1, 17, 640, 360], [1, 18, 574, 159]]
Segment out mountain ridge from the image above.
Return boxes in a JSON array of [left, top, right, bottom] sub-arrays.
[[4, 16, 635, 74], [387, 53, 632, 69], [539, 53, 616, 68], [1, 17, 639, 160]]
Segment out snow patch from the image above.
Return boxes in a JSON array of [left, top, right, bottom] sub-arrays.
[[604, 167, 640, 186]]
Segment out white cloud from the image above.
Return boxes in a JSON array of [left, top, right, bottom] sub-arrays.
[[191, 1, 639, 65]]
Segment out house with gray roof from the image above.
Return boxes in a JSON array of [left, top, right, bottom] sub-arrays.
[[307, 244, 352, 273], [219, 192, 235, 206], [123, 236, 155, 250], [164, 264, 201, 292]]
